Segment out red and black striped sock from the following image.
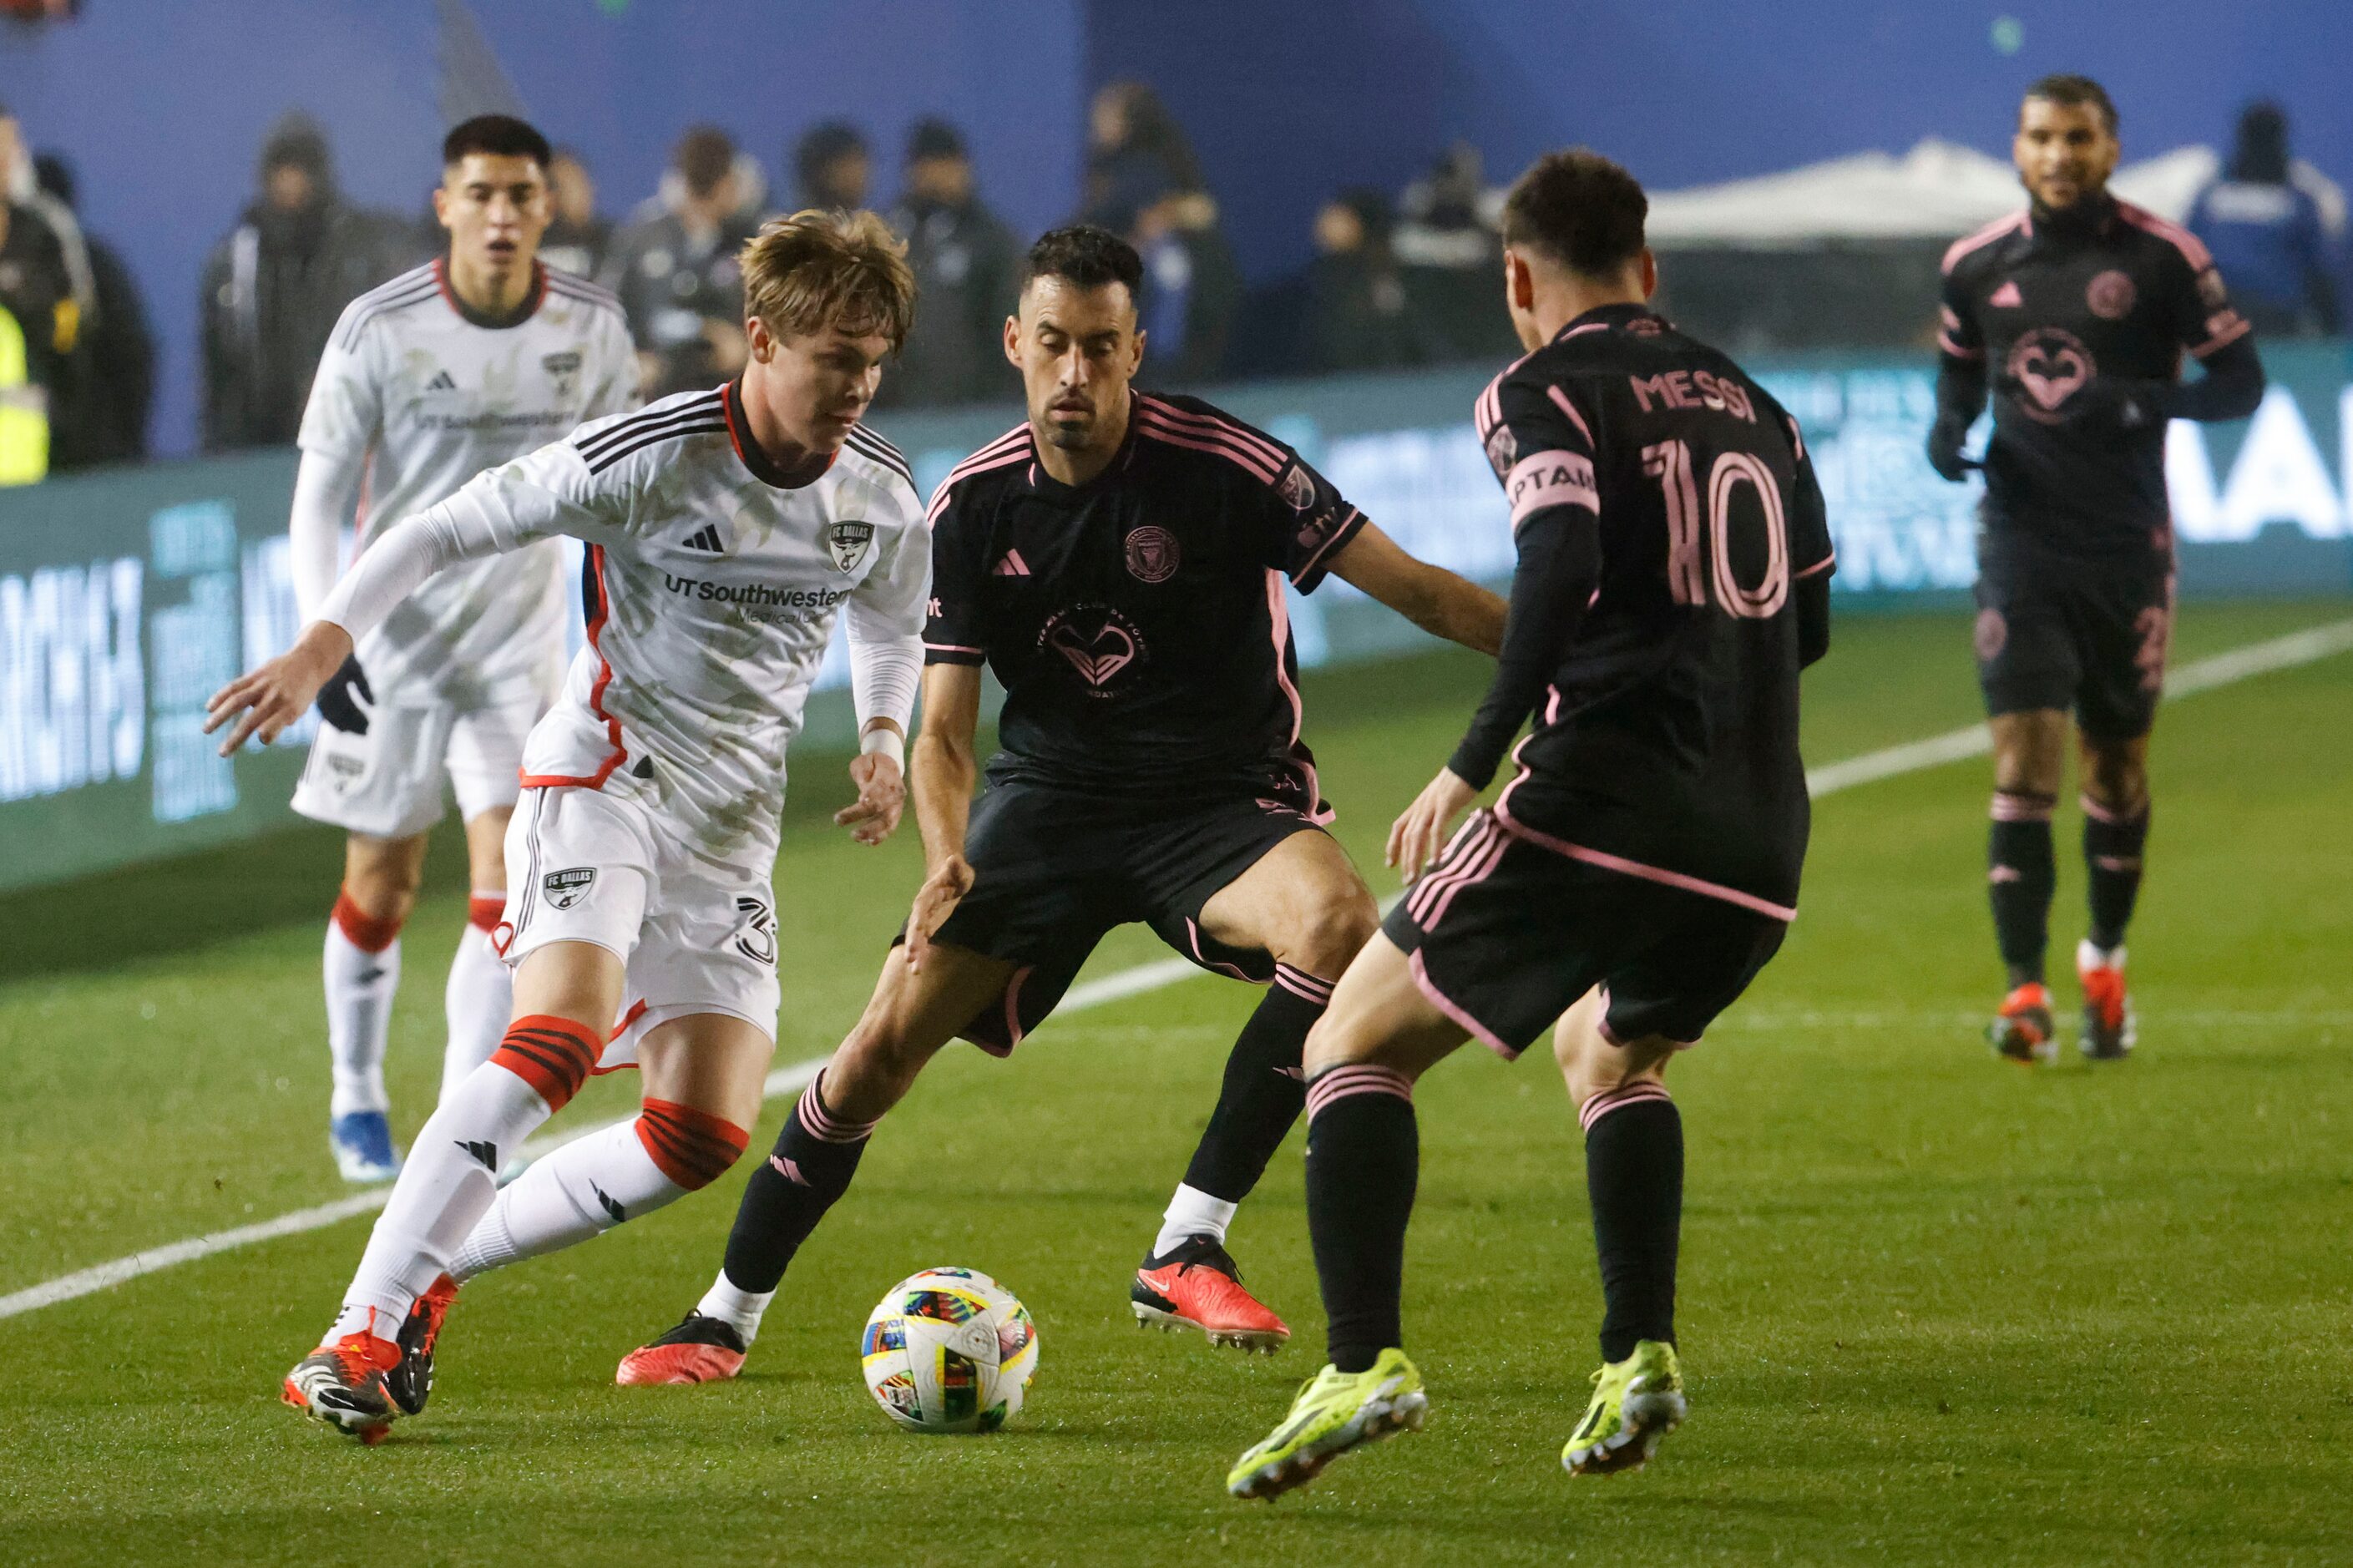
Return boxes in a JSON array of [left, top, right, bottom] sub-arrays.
[[1582, 1084, 1683, 1364], [635, 1099, 751, 1191], [488, 1014, 603, 1113], [1180, 964, 1333, 1201], [1303, 1062, 1419, 1374]]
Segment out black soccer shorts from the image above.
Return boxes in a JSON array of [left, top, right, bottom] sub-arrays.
[[910, 777, 1329, 1054], [1974, 533, 2174, 741], [1383, 810, 1789, 1055]]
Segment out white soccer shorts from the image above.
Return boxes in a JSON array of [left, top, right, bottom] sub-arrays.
[[494, 783, 782, 1070], [291, 680, 543, 840]]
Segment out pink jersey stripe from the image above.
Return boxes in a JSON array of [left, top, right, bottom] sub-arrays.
[[1794, 550, 1836, 580], [1937, 331, 1984, 360], [1942, 210, 2027, 275], [2189, 312, 2252, 358], [1545, 383, 1596, 446], [2115, 200, 2214, 271], [927, 446, 1030, 523], [1136, 394, 1288, 468], [1492, 805, 1799, 922], [1289, 505, 1365, 585], [1135, 409, 1283, 483], [1408, 949, 1515, 1058]]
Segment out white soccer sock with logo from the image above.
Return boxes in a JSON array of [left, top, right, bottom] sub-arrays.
[[334, 1060, 555, 1339], [325, 893, 402, 1120], [449, 1119, 689, 1282], [1153, 1182, 1239, 1258], [441, 894, 512, 1103], [696, 1272, 778, 1343]]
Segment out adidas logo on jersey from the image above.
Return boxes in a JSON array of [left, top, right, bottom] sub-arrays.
[[1989, 281, 2024, 308], [423, 368, 457, 392], [992, 549, 1031, 577], [681, 524, 726, 554]]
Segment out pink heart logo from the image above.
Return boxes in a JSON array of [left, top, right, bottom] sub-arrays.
[[2015, 344, 2088, 410], [1049, 620, 1136, 685]]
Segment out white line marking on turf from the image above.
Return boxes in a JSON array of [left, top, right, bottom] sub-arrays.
[[5, 617, 2348, 1322]]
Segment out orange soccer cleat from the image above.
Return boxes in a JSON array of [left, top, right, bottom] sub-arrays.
[[386, 1273, 458, 1416], [1132, 1236, 1289, 1354], [2077, 943, 2136, 1060], [1988, 981, 2057, 1065], [283, 1325, 402, 1443], [615, 1312, 749, 1385]]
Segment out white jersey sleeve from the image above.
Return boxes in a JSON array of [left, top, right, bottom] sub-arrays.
[[316, 436, 641, 643], [844, 468, 929, 735], [296, 299, 383, 468]]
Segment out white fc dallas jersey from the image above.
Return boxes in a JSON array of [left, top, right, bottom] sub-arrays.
[[300, 260, 640, 696], [415, 383, 929, 864]]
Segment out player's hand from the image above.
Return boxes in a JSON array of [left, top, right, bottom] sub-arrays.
[[204, 621, 355, 756], [1925, 414, 1976, 482], [1388, 766, 1477, 883], [834, 751, 906, 845], [315, 655, 375, 735], [903, 853, 975, 973]]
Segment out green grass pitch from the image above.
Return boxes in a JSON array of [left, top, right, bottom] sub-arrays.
[[2, 603, 2350, 1565]]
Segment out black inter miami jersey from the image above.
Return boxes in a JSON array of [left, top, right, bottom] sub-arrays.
[[1459, 303, 1834, 916], [923, 392, 1368, 803], [1940, 193, 2252, 555]]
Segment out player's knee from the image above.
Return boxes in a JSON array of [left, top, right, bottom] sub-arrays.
[[827, 1023, 927, 1119], [635, 1099, 751, 1191], [1283, 886, 1379, 979], [2081, 747, 2148, 815]]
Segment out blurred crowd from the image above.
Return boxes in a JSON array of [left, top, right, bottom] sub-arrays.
[[0, 84, 2345, 483]]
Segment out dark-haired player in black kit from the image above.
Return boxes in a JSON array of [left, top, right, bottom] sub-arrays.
[[615, 225, 1505, 1384], [1928, 75, 2263, 1065], [1229, 149, 1833, 1501]]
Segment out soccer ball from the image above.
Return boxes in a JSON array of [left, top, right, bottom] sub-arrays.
[[859, 1267, 1040, 1434]]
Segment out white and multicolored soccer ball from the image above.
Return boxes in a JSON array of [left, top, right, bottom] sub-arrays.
[[859, 1267, 1040, 1434]]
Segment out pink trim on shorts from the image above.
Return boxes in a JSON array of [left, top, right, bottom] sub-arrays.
[[1183, 917, 1259, 982], [1408, 948, 1515, 1059], [1491, 805, 1799, 923]]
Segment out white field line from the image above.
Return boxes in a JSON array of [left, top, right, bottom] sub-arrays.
[[4, 617, 2348, 1323]]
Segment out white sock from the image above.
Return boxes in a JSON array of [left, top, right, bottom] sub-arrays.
[[2078, 938, 2126, 973], [325, 913, 401, 1120], [1153, 1182, 1239, 1258], [441, 910, 513, 1104], [696, 1272, 777, 1343], [337, 1060, 554, 1333], [449, 1117, 689, 1282]]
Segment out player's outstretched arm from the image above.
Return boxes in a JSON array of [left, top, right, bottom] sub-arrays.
[[901, 663, 984, 972], [1390, 505, 1602, 880], [1328, 522, 1509, 655], [204, 503, 504, 754]]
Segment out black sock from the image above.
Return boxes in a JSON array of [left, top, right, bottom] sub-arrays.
[[1179, 965, 1328, 1204], [719, 1074, 875, 1295], [2082, 797, 2150, 953], [1303, 1064, 1418, 1374], [1988, 792, 2057, 986], [1582, 1086, 1683, 1364]]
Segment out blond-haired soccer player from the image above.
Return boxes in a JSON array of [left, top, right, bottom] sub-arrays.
[[211, 211, 929, 1442]]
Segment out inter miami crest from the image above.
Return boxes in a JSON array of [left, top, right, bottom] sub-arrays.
[[543, 867, 596, 910], [827, 519, 874, 573]]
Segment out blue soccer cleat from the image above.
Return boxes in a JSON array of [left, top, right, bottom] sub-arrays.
[[330, 1110, 402, 1183]]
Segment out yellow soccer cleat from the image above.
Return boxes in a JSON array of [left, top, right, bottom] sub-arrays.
[[1563, 1339, 1687, 1475], [1226, 1347, 1426, 1501]]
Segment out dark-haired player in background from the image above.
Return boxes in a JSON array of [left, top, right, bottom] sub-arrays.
[[288, 115, 637, 1182], [616, 225, 1505, 1384], [1929, 75, 2263, 1064], [1229, 149, 1833, 1500]]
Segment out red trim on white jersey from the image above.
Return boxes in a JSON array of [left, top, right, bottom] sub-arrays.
[[519, 544, 628, 789]]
